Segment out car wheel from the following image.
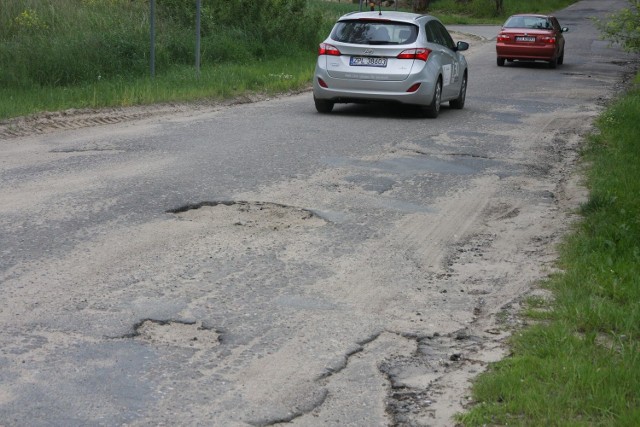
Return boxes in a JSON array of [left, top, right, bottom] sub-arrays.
[[497, 57, 505, 67], [548, 56, 558, 69], [558, 50, 564, 65], [449, 72, 467, 110], [422, 78, 442, 118], [314, 97, 334, 114]]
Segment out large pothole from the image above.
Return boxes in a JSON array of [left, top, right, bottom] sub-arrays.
[[167, 201, 327, 230], [130, 319, 220, 350]]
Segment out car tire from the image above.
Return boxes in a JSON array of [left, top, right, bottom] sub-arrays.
[[558, 50, 564, 65], [497, 57, 505, 67], [421, 78, 442, 118], [449, 72, 467, 110], [549, 56, 558, 69], [314, 97, 334, 114]]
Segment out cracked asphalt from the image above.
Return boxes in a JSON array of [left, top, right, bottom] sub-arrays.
[[0, 1, 637, 425]]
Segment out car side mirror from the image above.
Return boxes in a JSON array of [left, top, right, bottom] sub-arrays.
[[562, 27, 569, 32], [456, 41, 469, 51]]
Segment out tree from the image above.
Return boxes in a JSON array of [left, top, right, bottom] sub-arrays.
[[413, 0, 431, 13], [596, 0, 640, 53]]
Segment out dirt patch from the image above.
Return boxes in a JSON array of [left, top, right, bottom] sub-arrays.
[[168, 200, 325, 229], [0, 90, 306, 140], [130, 319, 220, 350]]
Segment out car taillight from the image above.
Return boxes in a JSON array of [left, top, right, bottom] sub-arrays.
[[318, 43, 341, 56], [397, 48, 431, 61], [497, 34, 511, 42], [406, 83, 421, 93], [540, 36, 556, 44]]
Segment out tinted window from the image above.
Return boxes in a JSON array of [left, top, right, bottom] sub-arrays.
[[434, 21, 455, 49], [424, 22, 437, 43], [331, 20, 418, 45], [426, 21, 454, 50]]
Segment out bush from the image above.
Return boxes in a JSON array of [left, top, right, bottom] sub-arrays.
[[596, 0, 640, 53]]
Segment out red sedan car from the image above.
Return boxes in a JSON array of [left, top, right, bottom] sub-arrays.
[[496, 14, 568, 68]]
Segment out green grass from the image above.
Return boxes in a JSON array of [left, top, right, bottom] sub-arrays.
[[457, 75, 640, 426], [307, 0, 579, 24], [429, 0, 579, 24], [0, 52, 317, 118]]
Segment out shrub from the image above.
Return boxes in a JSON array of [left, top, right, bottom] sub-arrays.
[[596, 0, 640, 53]]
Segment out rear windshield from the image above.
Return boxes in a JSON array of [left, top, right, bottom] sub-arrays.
[[331, 20, 418, 45], [503, 16, 552, 30]]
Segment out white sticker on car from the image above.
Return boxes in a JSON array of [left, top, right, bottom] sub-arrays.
[[442, 64, 452, 86], [452, 61, 460, 83]]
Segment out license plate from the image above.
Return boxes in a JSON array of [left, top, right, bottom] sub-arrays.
[[350, 56, 387, 67], [516, 36, 536, 42]]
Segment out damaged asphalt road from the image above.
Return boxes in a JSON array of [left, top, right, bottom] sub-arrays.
[[0, 1, 637, 425]]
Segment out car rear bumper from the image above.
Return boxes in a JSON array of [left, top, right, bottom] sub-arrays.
[[496, 44, 557, 60], [312, 65, 437, 106]]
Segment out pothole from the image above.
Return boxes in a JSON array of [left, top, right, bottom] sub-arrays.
[[609, 60, 633, 66], [129, 319, 220, 349], [167, 201, 327, 229], [50, 146, 121, 154]]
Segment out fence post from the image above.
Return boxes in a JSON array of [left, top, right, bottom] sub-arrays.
[[150, 0, 155, 78], [196, 0, 201, 77]]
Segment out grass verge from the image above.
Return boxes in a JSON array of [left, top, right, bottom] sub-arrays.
[[457, 74, 640, 426], [0, 52, 317, 119]]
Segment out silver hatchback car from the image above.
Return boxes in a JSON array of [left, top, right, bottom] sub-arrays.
[[313, 11, 469, 118]]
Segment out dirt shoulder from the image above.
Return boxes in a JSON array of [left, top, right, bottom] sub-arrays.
[[0, 92, 298, 140]]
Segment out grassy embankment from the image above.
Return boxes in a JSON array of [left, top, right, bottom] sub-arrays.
[[1, 0, 576, 120], [458, 75, 640, 426]]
